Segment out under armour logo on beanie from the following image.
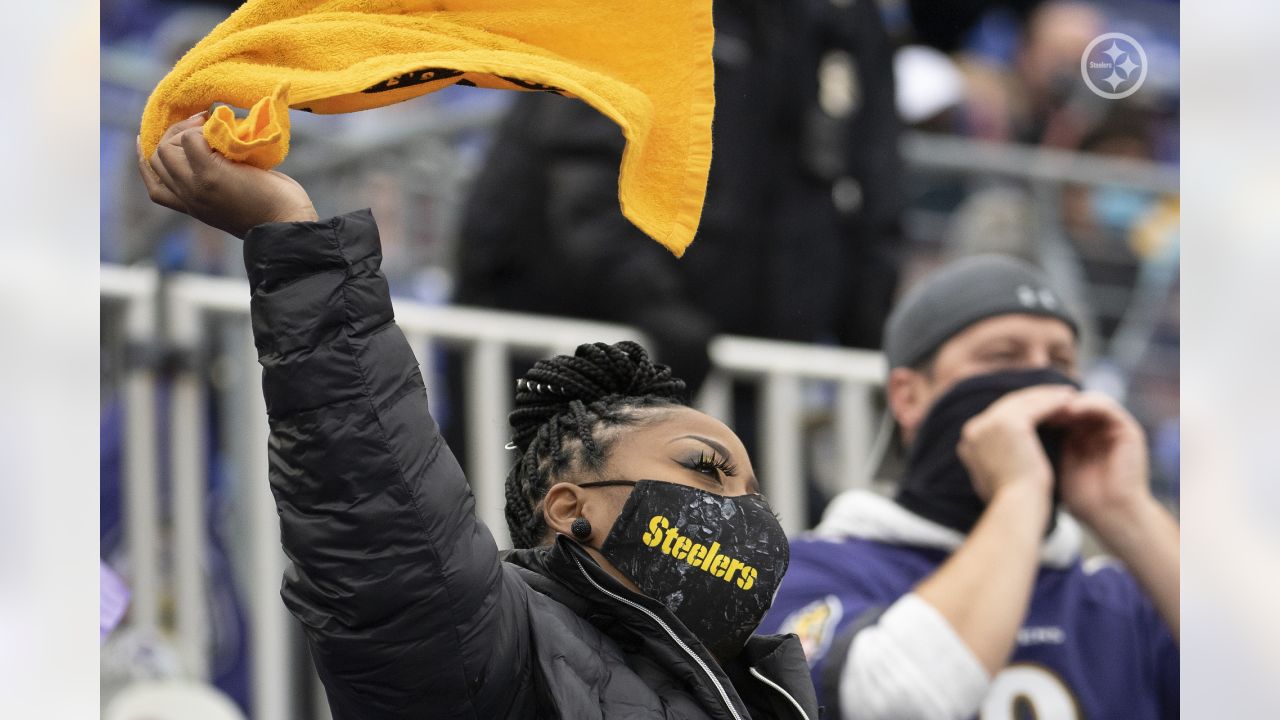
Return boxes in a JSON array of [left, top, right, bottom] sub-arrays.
[[1016, 283, 1061, 311], [883, 255, 1081, 369]]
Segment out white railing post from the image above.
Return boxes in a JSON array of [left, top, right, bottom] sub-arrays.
[[466, 340, 513, 547], [120, 270, 162, 639], [420, 336, 441, 419], [167, 284, 210, 681], [761, 374, 806, 535], [695, 371, 733, 425], [835, 382, 875, 492], [312, 664, 333, 720], [242, 325, 294, 720]]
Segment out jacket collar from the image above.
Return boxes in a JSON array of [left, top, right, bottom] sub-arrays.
[[505, 537, 751, 720], [812, 489, 1082, 569], [503, 536, 818, 719], [733, 634, 821, 720]]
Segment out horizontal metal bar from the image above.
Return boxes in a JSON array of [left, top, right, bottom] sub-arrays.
[[100, 263, 158, 302], [395, 303, 646, 352], [121, 267, 892, 388], [708, 336, 886, 385], [167, 273, 252, 314], [902, 131, 1180, 194], [163, 270, 645, 351]]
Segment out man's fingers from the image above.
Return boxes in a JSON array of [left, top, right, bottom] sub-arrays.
[[1059, 392, 1145, 439], [1061, 392, 1127, 421], [137, 136, 187, 211], [990, 385, 1079, 425]]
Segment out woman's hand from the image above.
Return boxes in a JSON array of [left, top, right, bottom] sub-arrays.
[[137, 113, 318, 238]]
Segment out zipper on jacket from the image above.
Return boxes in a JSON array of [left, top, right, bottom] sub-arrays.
[[748, 666, 811, 720], [570, 555, 745, 720]]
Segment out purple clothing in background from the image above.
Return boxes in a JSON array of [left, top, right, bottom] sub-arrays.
[[759, 536, 1180, 719], [101, 561, 130, 642]]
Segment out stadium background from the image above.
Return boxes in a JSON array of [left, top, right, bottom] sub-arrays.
[[24, 0, 1280, 718], [93, 1, 1184, 717]]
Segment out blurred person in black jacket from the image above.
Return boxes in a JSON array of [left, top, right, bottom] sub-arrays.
[[455, 0, 906, 394]]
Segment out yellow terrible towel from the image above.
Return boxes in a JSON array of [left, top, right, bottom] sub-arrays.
[[139, 0, 714, 256]]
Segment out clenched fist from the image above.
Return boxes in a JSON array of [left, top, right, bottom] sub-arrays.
[[137, 112, 318, 238]]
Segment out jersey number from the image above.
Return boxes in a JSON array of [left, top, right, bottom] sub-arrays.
[[981, 663, 1081, 720]]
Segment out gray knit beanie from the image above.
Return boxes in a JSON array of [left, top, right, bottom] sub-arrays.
[[884, 255, 1080, 369]]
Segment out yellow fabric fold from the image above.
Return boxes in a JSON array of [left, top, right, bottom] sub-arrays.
[[139, 0, 715, 256], [203, 83, 292, 167]]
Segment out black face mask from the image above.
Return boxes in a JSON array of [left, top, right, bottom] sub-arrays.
[[579, 479, 790, 659], [895, 368, 1081, 536]]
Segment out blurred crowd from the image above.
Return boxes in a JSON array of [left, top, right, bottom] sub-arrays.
[[100, 0, 1180, 713]]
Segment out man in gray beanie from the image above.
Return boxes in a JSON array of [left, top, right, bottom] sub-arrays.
[[759, 255, 1179, 719]]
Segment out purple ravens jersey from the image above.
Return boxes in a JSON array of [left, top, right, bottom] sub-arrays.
[[761, 534, 1179, 719]]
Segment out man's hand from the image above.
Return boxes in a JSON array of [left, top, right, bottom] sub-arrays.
[[1055, 392, 1156, 537], [957, 384, 1078, 504], [1055, 391, 1180, 641], [137, 113, 318, 238]]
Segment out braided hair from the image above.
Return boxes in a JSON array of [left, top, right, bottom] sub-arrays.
[[504, 341, 688, 548]]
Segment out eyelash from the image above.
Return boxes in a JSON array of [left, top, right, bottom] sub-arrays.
[[688, 451, 738, 481]]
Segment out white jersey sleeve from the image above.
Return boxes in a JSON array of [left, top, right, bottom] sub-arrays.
[[837, 593, 990, 720]]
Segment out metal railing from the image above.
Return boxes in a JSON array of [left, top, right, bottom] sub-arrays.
[[701, 337, 885, 532], [900, 131, 1179, 194]]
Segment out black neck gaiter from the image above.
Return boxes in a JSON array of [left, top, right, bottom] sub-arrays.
[[894, 368, 1080, 536]]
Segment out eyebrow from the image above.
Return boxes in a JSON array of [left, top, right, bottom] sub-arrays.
[[975, 336, 1023, 350], [670, 434, 762, 493], [672, 434, 732, 459]]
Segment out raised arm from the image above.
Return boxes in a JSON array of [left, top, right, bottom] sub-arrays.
[[139, 118, 532, 719]]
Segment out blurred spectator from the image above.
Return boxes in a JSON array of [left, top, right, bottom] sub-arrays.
[[904, 0, 1046, 54], [905, 0, 1178, 153], [941, 110, 1179, 500], [761, 255, 1179, 719], [453, 0, 906, 394], [893, 44, 966, 128], [951, 1, 1107, 146], [101, 0, 176, 45]]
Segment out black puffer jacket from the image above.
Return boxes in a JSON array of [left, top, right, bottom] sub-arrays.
[[244, 209, 821, 720]]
